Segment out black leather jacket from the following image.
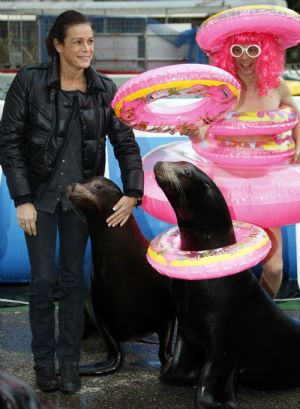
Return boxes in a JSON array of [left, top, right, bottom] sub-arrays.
[[0, 56, 143, 205]]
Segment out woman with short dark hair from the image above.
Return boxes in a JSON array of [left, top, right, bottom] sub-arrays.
[[0, 10, 143, 394]]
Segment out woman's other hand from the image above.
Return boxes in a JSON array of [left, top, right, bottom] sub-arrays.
[[17, 203, 37, 236], [106, 196, 138, 227]]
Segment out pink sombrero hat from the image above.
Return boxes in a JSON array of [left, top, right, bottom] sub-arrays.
[[197, 5, 300, 55]]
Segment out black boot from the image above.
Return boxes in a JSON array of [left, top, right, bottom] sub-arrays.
[[59, 366, 81, 394], [35, 366, 58, 392]]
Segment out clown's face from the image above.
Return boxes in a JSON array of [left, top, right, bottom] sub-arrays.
[[230, 44, 261, 78]]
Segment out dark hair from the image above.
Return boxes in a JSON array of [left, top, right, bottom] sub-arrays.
[[45, 10, 93, 57]]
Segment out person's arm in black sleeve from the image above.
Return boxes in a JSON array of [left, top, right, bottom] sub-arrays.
[[0, 67, 32, 205], [106, 81, 143, 226]]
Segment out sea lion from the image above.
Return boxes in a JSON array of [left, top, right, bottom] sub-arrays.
[[66, 176, 175, 376], [154, 160, 300, 409]]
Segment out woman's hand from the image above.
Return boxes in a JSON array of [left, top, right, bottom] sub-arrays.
[[106, 196, 138, 227], [17, 203, 37, 236]]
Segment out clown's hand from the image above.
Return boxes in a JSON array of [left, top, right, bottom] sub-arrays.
[[180, 124, 210, 143]]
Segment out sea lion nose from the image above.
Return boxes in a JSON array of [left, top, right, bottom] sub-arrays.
[[154, 161, 163, 170], [70, 183, 77, 192], [70, 183, 83, 193], [154, 161, 170, 172]]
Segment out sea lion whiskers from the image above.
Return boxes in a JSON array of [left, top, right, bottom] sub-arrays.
[[157, 164, 186, 199], [74, 188, 101, 211], [85, 190, 101, 209], [67, 184, 102, 222]]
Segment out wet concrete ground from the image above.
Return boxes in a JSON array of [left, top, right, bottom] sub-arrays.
[[1, 307, 300, 409]]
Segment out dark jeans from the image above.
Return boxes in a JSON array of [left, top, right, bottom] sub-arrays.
[[25, 206, 89, 368]]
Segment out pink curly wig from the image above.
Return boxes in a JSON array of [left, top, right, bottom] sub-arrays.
[[210, 32, 285, 96]]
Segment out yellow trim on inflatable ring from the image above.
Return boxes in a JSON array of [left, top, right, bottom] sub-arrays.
[[114, 79, 240, 118], [262, 138, 294, 152], [203, 5, 300, 25], [147, 246, 167, 265], [237, 112, 293, 123], [170, 235, 269, 267]]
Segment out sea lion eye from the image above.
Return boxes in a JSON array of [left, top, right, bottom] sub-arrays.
[[94, 183, 102, 190], [184, 168, 193, 177]]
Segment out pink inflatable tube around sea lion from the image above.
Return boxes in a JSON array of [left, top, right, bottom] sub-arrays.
[[112, 64, 240, 136], [147, 221, 271, 280], [142, 141, 300, 228]]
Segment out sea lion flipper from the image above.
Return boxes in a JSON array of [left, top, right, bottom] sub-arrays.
[[80, 322, 123, 376], [79, 353, 122, 376], [160, 329, 201, 386], [157, 316, 176, 365], [80, 303, 124, 376], [196, 357, 237, 409]]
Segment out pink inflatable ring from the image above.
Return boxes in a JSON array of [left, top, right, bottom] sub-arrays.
[[112, 64, 240, 136], [147, 221, 271, 280], [142, 141, 300, 228], [207, 105, 298, 136], [192, 106, 297, 165], [197, 5, 300, 55], [193, 134, 295, 166]]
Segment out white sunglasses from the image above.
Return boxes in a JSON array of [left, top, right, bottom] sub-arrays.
[[230, 44, 262, 58]]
